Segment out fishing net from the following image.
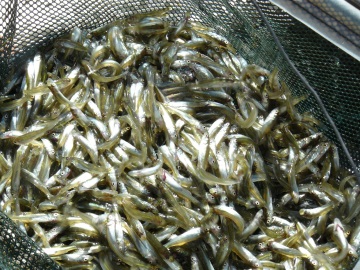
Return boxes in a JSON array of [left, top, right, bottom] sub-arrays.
[[0, 0, 359, 269]]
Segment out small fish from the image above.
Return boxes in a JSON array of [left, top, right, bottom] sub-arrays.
[[0, 9, 356, 270], [164, 227, 202, 248]]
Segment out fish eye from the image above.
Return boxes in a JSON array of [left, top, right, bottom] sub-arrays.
[[254, 201, 260, 206], [4, 114, 9, 119], [186, 60, 191, 64], [212, 226, 221, 234]]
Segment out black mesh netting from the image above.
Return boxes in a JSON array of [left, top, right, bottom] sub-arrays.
[[0, 0, 359, 269], [0, 212, 61, 270]]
